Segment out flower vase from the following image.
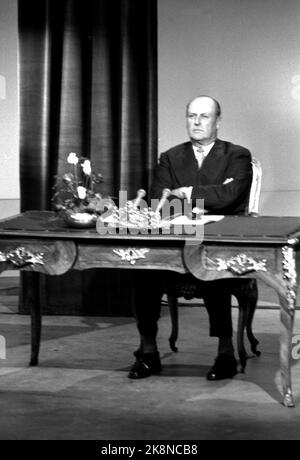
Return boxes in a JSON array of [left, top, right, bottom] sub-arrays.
[[62, 210, 97, 229]]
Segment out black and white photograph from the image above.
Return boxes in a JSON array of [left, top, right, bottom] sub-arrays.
[[0, 0, 300, 443]]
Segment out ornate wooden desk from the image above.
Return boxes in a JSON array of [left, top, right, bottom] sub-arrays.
[[0, 211, 299, 407]]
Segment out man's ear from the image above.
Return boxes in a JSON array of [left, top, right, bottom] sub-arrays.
[[216, 116, 222, 130]]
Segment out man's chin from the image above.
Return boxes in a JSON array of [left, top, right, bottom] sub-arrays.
[[191, 135, 204, 142]]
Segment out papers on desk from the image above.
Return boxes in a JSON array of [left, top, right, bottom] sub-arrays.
[[169, 215, 224, 226], [99, 213, 224, 228]]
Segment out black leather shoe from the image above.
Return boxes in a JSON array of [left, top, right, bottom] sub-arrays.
[[128, 351, 162, 379], [206, 353, 237, 381]]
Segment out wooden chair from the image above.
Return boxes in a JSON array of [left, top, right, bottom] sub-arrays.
[[166, 158, 262, 372]]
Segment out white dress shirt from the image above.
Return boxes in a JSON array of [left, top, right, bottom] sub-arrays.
[[183, 141, 215, 201], [192, 141, 215, 168]]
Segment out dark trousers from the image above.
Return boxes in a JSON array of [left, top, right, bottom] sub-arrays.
[[133, 271, 163, 338], [133, 271, 233, 339]]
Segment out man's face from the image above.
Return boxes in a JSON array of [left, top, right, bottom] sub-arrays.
[[186, 97, 220, 145]]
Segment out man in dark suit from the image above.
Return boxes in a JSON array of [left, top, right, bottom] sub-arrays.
[[128, 95, 253, 381]]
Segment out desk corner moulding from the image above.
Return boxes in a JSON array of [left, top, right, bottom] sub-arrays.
[[282, 245, 297, 313]]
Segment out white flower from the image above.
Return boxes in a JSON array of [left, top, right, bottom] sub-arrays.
[[67, 152, 79, 165], [77, 186, 87, 199], [82, 159, 91, 175]]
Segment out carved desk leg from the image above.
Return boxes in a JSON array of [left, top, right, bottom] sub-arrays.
[[1, 241, 77, 367], [280, 246, 297, 408], [21, 272, 42, 367], [183, 243, 298, 407], [279, 293, 295, 408], [258, 246, 297, 407]]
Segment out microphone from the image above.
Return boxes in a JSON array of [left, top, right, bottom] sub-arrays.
[[155, 188, 171, 213], [132, 189, 146, 208]]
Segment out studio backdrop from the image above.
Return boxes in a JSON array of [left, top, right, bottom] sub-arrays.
[[18, 0, 157, 315]]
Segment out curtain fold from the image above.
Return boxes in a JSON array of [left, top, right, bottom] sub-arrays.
[[18, 0, 157, 315], [19, 0, 157, 207]]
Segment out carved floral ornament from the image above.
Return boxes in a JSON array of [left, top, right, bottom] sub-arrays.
[[113, 248, 149, 265], [282, 245, 297, 312], [0, 247, 44, 268], [208, 253, 267, 275]]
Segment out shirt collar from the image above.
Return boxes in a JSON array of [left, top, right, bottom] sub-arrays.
[[191, 140, 215, 157]]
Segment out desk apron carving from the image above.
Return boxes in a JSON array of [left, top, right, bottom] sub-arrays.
[[211, 253, 267, 275], [113, 248, 150, 265], [0, 247, 44, 268]]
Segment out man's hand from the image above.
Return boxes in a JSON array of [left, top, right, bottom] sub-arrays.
[[171, 187, 192, 199], [172, 179, 234, 199]]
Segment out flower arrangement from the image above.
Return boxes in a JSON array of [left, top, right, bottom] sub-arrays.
[[52, 152, 105, 219]]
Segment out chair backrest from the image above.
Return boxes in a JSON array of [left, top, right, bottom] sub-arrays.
[[246, 157, 262, 216]]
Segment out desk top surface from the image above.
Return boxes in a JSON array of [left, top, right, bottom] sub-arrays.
[[0, 211, 300, 245]]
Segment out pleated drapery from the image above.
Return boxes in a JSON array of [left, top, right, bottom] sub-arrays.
[[19, 0, 157, 206], [18, 0, 157, 315]]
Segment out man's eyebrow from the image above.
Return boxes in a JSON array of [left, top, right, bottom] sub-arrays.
[[187, 111, 210, 116]]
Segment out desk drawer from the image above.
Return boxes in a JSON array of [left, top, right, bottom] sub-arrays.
[[74, 244, 187, 273], [202, 246, 278, 272]]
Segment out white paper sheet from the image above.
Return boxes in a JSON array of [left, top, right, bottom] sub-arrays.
[[168, 215, 224, 226]]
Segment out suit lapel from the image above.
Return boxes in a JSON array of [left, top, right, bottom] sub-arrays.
[[199, 139, 226, 183], [172, 143, 198, 186], [170, 140, 227, 186]]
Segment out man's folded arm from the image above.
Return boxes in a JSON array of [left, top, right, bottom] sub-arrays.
[[191, 150, 252, 210], [191, 178, 250, 211]]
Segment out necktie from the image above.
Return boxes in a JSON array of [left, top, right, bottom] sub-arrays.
[[195, 145, 205, 169]]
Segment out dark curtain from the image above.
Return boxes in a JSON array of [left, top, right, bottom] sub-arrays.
[[18, 0, 157, 315]]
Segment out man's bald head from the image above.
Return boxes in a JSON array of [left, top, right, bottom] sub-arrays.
[[186, 95, 222, 145], [186, 95, 221, 118]]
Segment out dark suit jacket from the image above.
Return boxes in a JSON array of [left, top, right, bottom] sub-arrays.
[[150, 139, 252, 215]]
